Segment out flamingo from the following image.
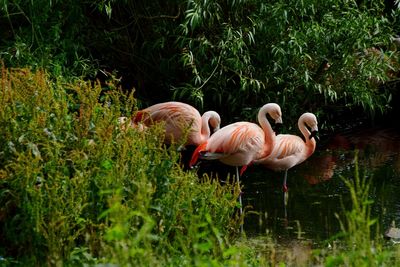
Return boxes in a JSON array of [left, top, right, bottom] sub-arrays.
[[117, 116, 146, 131], [132, 101, 221, 147], [253, 112, 318, 193], [189, 103, 283, 216]]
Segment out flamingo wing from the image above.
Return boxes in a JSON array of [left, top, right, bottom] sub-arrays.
[[207, 122, 263, 154], [134, 102, 202, 144], [254, 134, 306, 171], [148, 103, 198, 127], [201, 122, 265, 166], [272, 134, 304, 159]]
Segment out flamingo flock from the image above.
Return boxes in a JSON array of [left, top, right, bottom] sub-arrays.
[[121, 101, 319, 197]]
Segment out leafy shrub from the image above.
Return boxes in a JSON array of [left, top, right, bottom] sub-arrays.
[[0, 67, 248, 266], [2, 0, 399, 128], [174, 0, 400, 124], [0, 0, 96, 78]]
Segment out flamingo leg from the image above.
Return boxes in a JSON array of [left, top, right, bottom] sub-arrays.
[[236, 166, 244, 232], [236, 167, 243, 213], [283, 169, 288, 192], [284, 190, 289, 207], [283, 191, 288, 227], [283, 174, 289, 227], [239, 165, 248, 176]]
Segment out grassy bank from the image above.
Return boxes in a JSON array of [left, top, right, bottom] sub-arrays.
[[0, 67, 252, 266], [0, 67, 399, 266]]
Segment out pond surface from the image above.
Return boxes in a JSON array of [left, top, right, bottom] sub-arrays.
[[239, 125, 400, 243]]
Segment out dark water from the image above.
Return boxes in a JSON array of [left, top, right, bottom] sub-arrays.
[[239, 126, 400, 243]]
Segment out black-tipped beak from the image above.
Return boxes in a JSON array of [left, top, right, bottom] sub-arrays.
[[309, 130, 318, 140], [274, 122, 282, 135]]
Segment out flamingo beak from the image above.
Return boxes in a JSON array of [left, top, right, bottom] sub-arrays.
[[274, 122, 282, 135], [309, 130, 319, 140]]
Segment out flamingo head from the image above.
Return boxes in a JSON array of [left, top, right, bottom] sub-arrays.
[[189, 142, 208, 168], [267, 103, 283, 124], [269, 104, 283, 134], [300, 113, 318, 140], [204, 111, 221, 133]]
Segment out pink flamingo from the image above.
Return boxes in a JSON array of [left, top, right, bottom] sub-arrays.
[[189, 103, 283, 214], [132, 101, 221, 146], [117, 116, 146, 131], [253, 112, 318, 193]]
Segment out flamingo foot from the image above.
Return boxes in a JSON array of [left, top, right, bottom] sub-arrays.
[[283, 184, 288, 192]]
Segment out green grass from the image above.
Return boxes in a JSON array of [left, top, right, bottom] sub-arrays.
[[0, 67, 250, 266], [321, 151, 400, 266], [0, 67, 399, 266]]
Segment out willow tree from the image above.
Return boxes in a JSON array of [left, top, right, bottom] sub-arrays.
[[1, 0, 399, 126], [171, 0, 400, 126]]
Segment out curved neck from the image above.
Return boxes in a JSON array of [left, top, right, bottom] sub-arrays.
[[258, 106, 276, 157], [298, 119, 316, 155], [200, 112, 212, 140]]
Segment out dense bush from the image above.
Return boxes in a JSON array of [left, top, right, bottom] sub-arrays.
[[0, 0, 96, 78], [1, 0, 399, 128], [0, 60, 399, 267], [173, 0, 400, 125], [2, 1, 400, 264], [0, 67, 249, 266]]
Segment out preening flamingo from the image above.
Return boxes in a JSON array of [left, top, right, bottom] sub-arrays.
[[253, 112, 318, 192], [132, 101, 221, 146], [117, 116, 146, 131], [189, 103, 283, 215]]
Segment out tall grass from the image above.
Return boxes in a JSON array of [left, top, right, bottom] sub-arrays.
[[1, 67, 399, 266], [0, 67, 253, 266], [322, 151, 400, 266]]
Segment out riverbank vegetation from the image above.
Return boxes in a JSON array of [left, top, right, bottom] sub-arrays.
[[1, 0, 399, 127], [0, 68, 245, 266], [1, 0, 400, 265], [1, 68, 399, 266]]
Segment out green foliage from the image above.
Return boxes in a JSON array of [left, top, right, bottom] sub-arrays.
[[0, 0, 96, 78], [82, 0, 186, 103], [325, 150, 400, 266], [339, 151, 376, 247], [1, 67, 400, 266], [174, 0, 400, 124], [1, 0, 399, 126], [0, 67, 251, 266]]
